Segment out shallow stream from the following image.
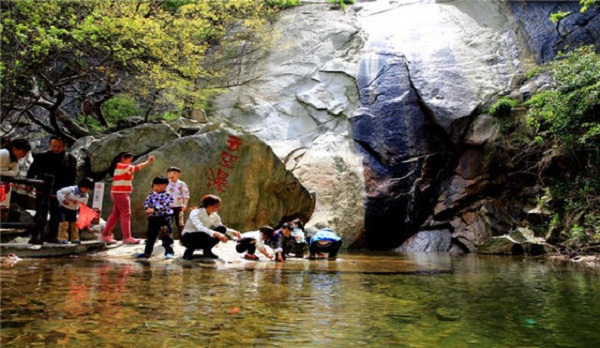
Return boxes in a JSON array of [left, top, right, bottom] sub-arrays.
[[2, 253, 599, 347]]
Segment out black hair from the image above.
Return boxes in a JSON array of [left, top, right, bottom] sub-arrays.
[[78, 177, 95, 190], [259, 226, 274, 239], [108, 151, 133, 177], [152, 176, 169, 186], [7, 138, 31, 152], [167, 166, 181, 173], [292, 218, 305, 231], [49, 135, 67, 145], [201, 194, 222, 208], [281, 222, 294, 231]]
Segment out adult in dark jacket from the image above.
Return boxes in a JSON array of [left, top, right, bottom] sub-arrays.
[[27, 135, 77, 244]]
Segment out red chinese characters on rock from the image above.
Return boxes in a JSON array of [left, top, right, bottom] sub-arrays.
[[207, 135, 243, 193]]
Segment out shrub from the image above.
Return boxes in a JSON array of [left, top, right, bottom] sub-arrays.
[[267, 0, 301, 9], [521, 45, 600, 250], [489, 97, 519, 117], [101, 94, 142, 124], [329, 0, 355, 11]]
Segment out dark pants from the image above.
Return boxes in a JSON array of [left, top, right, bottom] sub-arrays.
[[181, 225, 226, 259], [236, 238, 257, 255], [43, 197, 60, 242], [171, 206, 185, 240], [309, 240, 342, 258], [58, 206, 78, 222], [144, 216, 174, 256]]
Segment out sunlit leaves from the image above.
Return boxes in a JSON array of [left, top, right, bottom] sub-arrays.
[[1, 0, 275, 127], [525, 45, 600, 148]]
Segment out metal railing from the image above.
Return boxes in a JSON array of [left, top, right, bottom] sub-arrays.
[[0, 176, 49, 235]]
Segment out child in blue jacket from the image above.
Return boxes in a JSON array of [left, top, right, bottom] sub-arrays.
[[307, 228, 342, 261]]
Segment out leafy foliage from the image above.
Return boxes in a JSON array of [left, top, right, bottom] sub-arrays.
[[489, 97, 519, 117], [580, 0, 599, 12], [1, 0, 276, 139], [329, 0, 355, 11], [266, 0, 301, 9], [524, 45, 600, 251], [101, 94, 141, 123], [525, 46, 600, 149]]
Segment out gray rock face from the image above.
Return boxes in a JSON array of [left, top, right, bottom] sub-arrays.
[[394, 229, 453, 253], [507, 1, 600, 63], [213, 3, 365, 244], [96, 127, 314, 237], [353, 54, 450, 248], [353, 0, 524, 249], [84, 124, 180, 174], [205, 0, 600, 251]]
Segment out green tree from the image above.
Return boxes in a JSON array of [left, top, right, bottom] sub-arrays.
[[525, 45, 600, 247], [1, 0, 275, 140]]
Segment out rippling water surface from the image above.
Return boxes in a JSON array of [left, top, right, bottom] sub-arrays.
[[2, 253, 599, 347]]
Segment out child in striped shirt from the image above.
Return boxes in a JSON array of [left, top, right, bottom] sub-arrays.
[[101, 151, 155, 245]]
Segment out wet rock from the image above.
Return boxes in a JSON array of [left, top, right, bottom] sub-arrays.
[[395, 229, 452, 253], [435, 307, 462, 322], [477, 228, 554, 255]]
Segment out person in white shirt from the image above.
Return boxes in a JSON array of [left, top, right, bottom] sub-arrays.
[[56, 178, 94, 244], [166, 166, 190, 241], [235, 226, 274, 261], [181, 194, 240, 260], [0, 138, 31, 209]]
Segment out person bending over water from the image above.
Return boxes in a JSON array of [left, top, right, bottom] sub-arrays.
[[235, 226, 274, 261]]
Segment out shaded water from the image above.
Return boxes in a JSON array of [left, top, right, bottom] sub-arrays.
[[1, 253, 599, 347]]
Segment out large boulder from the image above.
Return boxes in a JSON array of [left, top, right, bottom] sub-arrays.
[[96, 126, 315, 237], [84, 124, 180, 175], [288, 132, 365, 247], [212, 3, 365, 244]]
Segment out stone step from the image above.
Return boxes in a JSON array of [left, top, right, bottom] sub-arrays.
[[0, 240, 108, 258]]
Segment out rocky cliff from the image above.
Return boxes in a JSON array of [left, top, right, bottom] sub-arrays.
[[213, 0, 600, 251]]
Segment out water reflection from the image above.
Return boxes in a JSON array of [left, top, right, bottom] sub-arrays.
[[1, 255, 600, 347]]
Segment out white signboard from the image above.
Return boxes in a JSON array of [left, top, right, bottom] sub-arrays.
[[92, 182, 105, 211]]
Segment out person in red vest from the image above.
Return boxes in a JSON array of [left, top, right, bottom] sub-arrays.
[[100, 151, 154, 245]]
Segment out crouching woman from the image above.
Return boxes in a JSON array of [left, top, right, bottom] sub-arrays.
[[181, 194, 240, 260]]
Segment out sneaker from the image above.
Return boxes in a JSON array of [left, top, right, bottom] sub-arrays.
[[71, 240, 81, 245], [244, 254, 259, 261], [100, 236, 117, 245], [327, 256, 337, 261], [122, 238, 141, 245], [164, 253, 174, 260], [136, 253, 150, 259], [307, 254, 317, 260], [59, 240, 69, 245], [203, 250, 219, 259]]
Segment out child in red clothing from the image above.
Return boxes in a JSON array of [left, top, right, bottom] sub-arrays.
[[101, 151, 154, 245]]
